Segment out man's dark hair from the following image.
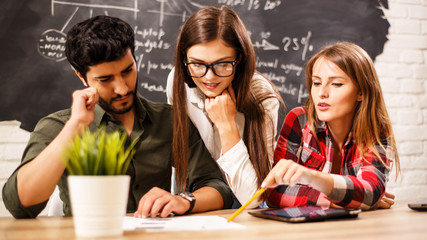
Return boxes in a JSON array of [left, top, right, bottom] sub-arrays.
[[65, 15, 135, 79]]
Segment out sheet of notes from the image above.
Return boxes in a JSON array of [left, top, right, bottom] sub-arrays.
[[123, 215, 245, 231]]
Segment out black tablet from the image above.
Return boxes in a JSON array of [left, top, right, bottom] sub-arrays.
[[408, 199, 427, 211], [249, 206, 361, 223]]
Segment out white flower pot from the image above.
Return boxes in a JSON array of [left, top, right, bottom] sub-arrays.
[[68, 175, 130, 238]]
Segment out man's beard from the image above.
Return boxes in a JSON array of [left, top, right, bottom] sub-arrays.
[[98, 92, 135, 115]]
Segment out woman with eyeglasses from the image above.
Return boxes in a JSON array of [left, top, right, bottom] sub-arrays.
[[166, 6, 283, 208]]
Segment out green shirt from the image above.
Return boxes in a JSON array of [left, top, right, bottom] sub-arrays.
[[2, 96, 232, 218]]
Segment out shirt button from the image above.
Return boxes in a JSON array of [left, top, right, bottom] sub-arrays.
[[134, 184, 139, 190], [308, 160, 312, 164]]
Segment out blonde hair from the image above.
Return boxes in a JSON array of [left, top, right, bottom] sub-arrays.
[[304, 42, 400, 177]]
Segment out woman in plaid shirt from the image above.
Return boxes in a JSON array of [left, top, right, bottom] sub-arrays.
[[264, 42, 400, 210]]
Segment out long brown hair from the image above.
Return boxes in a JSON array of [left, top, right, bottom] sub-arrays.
[[304, 41, 400, 176], [172, 6, 282, 192]]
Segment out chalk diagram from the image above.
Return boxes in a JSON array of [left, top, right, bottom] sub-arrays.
[[37, 0, 140, 62], [35, 0, 210, 62], [2, 0, 391, 132]]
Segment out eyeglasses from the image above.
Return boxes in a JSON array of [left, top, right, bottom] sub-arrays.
[[184, 59, 238, 78]]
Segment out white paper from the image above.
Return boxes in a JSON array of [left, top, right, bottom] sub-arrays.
[[123, 215, 246, 232]]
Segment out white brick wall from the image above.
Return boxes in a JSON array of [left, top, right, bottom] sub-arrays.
[[382, 0, 427, 203], [0, 121, 52, 217], [1, 1, 426, 217], [0, 121, 30, 217]]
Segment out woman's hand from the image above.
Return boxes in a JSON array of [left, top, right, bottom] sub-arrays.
[[262, 159, 334, 196], [205, 85, 240, 153], [262, 159, 316, 188], [204, 84, 237, 129], [375, 192, 395, 209]]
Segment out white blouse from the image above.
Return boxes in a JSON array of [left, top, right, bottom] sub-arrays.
[[166, 69, 279, 208]]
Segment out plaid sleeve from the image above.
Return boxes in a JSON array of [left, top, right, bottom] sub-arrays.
[[267, 184, 331, 208], [268, 107, 329, 208], [273, 107, 305, 163], [327, 138, 393, 210]]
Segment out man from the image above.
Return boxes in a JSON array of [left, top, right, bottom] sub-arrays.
[[2, 15, 232, 219]]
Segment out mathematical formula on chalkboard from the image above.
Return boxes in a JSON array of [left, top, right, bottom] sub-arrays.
[[0, 0, 390, 131]]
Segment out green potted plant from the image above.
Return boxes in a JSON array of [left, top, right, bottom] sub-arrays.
[[63, 127, 138, 238]]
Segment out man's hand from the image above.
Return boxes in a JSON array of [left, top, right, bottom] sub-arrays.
[[69, 87, 98, 128], [134, 187, 190, 218], [16, 87, 99, 207]]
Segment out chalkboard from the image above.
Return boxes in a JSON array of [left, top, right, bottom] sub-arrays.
[[0, 0, 390, 131]]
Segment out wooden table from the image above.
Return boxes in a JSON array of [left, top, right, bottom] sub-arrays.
[[1, 202, 426, 240]]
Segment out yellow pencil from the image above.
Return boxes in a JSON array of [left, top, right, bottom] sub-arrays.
[[227, 187, 266, 222]]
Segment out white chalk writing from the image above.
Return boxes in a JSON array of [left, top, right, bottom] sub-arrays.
[[218, 0, 246, 7], [146, 60, 173, 74], [140, 82, 166, 93], [262, 71, 287, 83], [135, 39, 171, 53], [51, 0, 139, 19], [275, 83, 309, 104], [248, 0, 260, 10], [135, 54, 146, 72], [218, 0, 281, 11], [280, 63, 303, 76], [253, 39, 280, 51], [264, 0, 281, 10], [134, 27, 165, 40], [134, 27, 170, 53], [38, 29, 67, 62], [256, 58, 279, 69], [276, 83, 298, 96], [282, 31, 313, 60], [298, 83, 309, 104]]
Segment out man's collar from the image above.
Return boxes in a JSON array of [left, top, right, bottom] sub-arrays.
[[92, 104, 107, 128], [91, 95, 150, 128], [133, 95, 150, 126]]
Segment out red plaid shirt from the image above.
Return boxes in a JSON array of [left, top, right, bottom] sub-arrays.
[[267, 107, 393, 210]]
